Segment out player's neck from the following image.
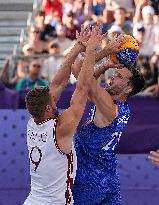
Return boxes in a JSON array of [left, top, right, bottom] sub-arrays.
[[112, 94, 127, 103], [34, 117, 53, 125]]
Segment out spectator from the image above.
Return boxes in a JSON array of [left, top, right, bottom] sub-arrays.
[[143, 83, 159, 96], [22, 44, 35, 56], [133, 5, 159, 56], [42, 0, 62, 18], [62, 0, 74, 14], [16, 45, 34, 79], [62, 12, 80, 40], [148, 150, 159, 166], [139, 62, 155, 88], [16, 60, 49, 91], [72, 0, 92, 26], [103, 0, 134, 24], [42, 41, 76, 84], [110, 7, 133, 35], [28, 26, 49, 54], [92, 0, 105, 21], [150, 0, 159, 22], [10, 44, 35, 85], [107, 25, 124, 39], [55, 24, 73, 55], [42, 42, 64, 82], [35, 11, 56, 41], [133, 23, 146, 55], [134, 23, 145, 45]]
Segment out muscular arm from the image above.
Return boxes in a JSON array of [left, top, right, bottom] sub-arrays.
[[72, 34, 126, 79], [56, 45, 96, 154], [72, 60, 117, 124], [72, 60, 120, 126], [50, 42, 84, 103], [72, 58, 123, 80], [88, 78, 117, 126]]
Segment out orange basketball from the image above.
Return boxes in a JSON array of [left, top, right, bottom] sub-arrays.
[[110, 35, 139, 66]]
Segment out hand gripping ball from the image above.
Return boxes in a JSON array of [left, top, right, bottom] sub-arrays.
[[110, 34, 139, 66]]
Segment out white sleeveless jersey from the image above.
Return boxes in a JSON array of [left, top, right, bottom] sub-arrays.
[[23, 118, 77, 205]]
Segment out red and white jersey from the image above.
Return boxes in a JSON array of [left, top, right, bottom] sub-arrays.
[[23, 118, 77, 205]]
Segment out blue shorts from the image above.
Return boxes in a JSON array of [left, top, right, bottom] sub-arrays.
[[72, 180, 121, 205]]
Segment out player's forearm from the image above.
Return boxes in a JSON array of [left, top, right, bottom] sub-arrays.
[[95, 48, 110, 62], [88, 77, 116, 120], [73, 60, 110, 81], [77, 47, 96, 89], [51, 42, 84, 86], [94, 64, 110, 79]]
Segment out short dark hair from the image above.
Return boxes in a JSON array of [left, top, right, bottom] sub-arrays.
[[116, 7, 127, 13], [128, 67, 145, 96], [25, 87, 51, 118]]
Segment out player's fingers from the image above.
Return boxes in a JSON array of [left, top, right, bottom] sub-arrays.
[[81, 24, 85, 33], [150, 151, 159, 158], [114, 34, 118, 40], [76, 30, 79, 39], [115, 64, 124, 69], [102, 33, 107, 40], [148, 156, 159, 163]]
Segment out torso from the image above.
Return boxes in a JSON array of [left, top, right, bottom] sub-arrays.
[[74, 100, 130, 192], [24, 118, 76, 205]]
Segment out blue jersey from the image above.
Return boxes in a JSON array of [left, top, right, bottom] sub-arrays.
[[73, 100, 130, 205]]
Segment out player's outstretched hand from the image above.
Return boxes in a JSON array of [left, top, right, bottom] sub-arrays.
[[86, 22, 103, 50], [148, 150, 159, 166], [104, 34, 127, 55], [76, 24, 91, 47]]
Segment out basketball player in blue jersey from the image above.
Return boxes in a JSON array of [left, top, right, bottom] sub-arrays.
[[71, 29, 145, 204]]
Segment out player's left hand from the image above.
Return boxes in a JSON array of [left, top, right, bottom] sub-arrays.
[[86, 22, 104, 50], [104, 34, 127, 55], [76, 24, 91, 47], [148, 150, 159, 166]]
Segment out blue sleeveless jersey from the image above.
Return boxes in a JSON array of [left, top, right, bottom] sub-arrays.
[[73, 100, 130, 205]]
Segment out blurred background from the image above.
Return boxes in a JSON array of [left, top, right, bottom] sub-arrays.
[[0, 0, 159, 205]]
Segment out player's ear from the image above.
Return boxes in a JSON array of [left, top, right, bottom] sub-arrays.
[[45, 105, 51, 112], [123, 85, 132, 95]]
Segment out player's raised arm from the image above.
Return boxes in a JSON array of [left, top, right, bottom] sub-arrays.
[[56, 25, 103, 154], [71, 33, 126, 79], [49, 42, 84, 103], [72, 59, 123, 80], [50, 25, 90, 103]]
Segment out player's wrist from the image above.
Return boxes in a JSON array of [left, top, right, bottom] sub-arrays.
[[76, 41, 86, 51], [104, 46, 112, 55], [86, 44, 96, 52]]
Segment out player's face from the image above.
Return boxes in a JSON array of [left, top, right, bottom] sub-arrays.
[[106, 67, 132, 96]]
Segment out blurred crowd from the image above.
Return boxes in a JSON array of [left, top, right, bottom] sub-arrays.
[[2, 0, 159, 96]]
